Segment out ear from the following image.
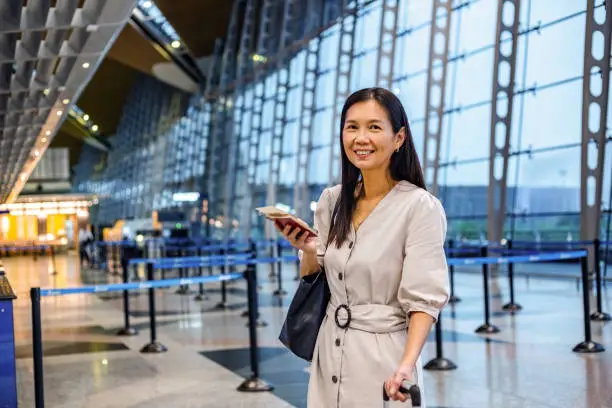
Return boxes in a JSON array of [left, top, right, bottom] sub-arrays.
[[395, 127, 406, 150]]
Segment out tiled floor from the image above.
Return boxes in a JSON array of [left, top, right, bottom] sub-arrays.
[[2, 252, 612, 407]]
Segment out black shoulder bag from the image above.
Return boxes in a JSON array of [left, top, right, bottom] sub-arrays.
[[278, 199, 338, 361], [278, 269, 330, 361]]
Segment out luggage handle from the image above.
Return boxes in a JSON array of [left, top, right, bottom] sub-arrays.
[[382, 383, 421, 407]]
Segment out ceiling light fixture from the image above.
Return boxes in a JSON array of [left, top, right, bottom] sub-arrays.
[[142, 0, 152, 8], [171, 40, 181, 49], [56, 110, 63, 116], [91, 125, 99, 132], [83, 114, 90, 121], [41, 137, 47, 143], [34, 151, 40, 157], [62, 98, 70, 105], [43, 88, 50, 96], [82, 62, 90, 69], [45, 130, 51, 136]]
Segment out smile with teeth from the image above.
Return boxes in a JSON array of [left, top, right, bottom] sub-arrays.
[[355, 149, 374, 158]]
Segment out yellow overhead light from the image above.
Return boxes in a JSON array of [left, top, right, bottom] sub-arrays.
[[82, 62, 90, 69], [45, 130, 51, 136], [56, 110, 63, 116], [62, 98, 70, 105], [171, 40, 181, 49], [43, 88, 50, 96], [34, 150, 40, 157], [41, 137, 47, 143], [83, 114, 90, 121], [91, 125, 99, 132]]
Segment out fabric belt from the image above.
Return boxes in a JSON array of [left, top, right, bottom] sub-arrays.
[[326, 302, 407, 333]]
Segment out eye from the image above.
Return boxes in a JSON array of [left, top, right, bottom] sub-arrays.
[[345, 124, 357, 130], [369, 124, 381, 130]]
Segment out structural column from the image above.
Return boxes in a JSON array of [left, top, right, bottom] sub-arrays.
[[293, 0, 325, 221], [422, 0, 453, 195], [580, 0, 612, 270], [374, 0, 400, 89], [243, 0, 277, 237], [487, 0, 521, 244], [328, 0, 358, 186]]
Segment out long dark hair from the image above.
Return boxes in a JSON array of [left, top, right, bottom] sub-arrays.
[[327, 87, 426, 248]]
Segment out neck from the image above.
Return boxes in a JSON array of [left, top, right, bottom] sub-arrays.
[[360, 168, 396, 199]]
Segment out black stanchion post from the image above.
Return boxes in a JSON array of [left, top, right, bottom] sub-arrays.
[[423, 313, 457, 371], [215, 248, 228, 309], [117, 258, 138, 336], [237, 240, 273, 392], [502, 239, 522, 312], [475, 246, 500, 334], [49, 246, 57, 276], [176, 249, 190, 295], [590, 239, 611, 321], [194, 248, 208, 301], [573, 256, 605, 353], [140, 262, 167, 353], [448, 239, 460, 303], [30, 288, 45, 408], [273, 240, 287, 296]]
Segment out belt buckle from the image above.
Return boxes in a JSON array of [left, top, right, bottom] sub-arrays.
[[334, 304, 351, 329]]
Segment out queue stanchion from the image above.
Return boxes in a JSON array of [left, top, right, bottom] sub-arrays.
[[590, 239, 611, 321], [237, 241, 273, 392], [214, 248, 228, 309], [475, 246, 500, 334], [273, 240, 287, 296], [140, 262, 167, 353], [447, 240, 460, 303], [49, 246, 57, 276], [423, 312, 457, 371], [502, 239, 522, 313], [194, 247, 208, 301], [30, 287, 45, 408], [117, 257, 138, 336], [176, 249, 190, 295], [573, 255, 605, 353]]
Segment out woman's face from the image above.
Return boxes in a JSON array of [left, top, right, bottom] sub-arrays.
[[342, 100, 404, 174]]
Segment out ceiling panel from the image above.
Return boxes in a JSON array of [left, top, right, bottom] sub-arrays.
[[0, 0, 139, 203]]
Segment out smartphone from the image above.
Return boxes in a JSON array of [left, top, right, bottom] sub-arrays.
[[255, 206, 317, 239]]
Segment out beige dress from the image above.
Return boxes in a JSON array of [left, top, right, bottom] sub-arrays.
[[306, 180, 450, 408]]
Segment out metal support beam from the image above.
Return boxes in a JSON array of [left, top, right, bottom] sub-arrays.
[[265, 0, 302, 240], [242, 0, 277, 237], [580, 0, 612, 269], [422, 0, 453, 195], [223, 0, 258, 240], [328, 0, 358, 186], [294, 0, 325, 221], [205, 0, 245, 239], [374, 0, 400, 89], [487, 0, 521, 244]]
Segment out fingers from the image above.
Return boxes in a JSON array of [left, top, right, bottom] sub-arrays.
[[385, 376, 408, 402]]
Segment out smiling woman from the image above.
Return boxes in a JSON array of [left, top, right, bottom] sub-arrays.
[[275, 88, 450, 408]]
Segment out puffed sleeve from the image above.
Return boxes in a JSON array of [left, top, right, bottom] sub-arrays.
[[398, 192, 450, 322], [312, 187, 334, 267]]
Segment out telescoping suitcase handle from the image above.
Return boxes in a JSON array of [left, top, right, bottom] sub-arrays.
[[382, 382, 421, 407]]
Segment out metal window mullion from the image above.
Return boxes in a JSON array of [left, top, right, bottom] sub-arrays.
[[224, 0, 257, 240], [265, 0, 299, 240], [243, 0, 276, 236], [487, 0, 521, 244], [206, 0, 244, 236], [328, 0, 359, 186], [375, 0, 400, 88], [580, 0, 612, 269], [294, 33, 323, 220], [422, 0, 453, 195]]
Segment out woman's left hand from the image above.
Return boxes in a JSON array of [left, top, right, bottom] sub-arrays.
[[384, 363, 415, 403]]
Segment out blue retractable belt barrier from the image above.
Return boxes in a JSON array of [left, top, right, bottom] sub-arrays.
[[40, 273, 243, 297], [509, 240, 593, 246], [446, 250, 587, 267], [128, 253, 253, 266]]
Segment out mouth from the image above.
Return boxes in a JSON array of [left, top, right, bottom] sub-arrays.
[[354, 149, 375, 159]]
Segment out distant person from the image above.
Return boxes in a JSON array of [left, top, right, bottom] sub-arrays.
[[276, 88, 449, 407], [78, 227, 93, 267]]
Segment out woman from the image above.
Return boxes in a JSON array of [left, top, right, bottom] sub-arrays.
[[275, 87, 450, 407]]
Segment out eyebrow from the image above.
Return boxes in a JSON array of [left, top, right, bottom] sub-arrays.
[[345, 119, 384, 124]]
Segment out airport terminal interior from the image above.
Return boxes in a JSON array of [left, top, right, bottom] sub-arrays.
[[1, 0, 612, 407]]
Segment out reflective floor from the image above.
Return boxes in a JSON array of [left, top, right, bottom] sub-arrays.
[[3, 252, 612, 407]]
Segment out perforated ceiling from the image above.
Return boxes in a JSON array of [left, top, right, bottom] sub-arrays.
[[0, 0, 138, 204]]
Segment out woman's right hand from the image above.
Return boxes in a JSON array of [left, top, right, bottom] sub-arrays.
[[273, 221, 317, 256]]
